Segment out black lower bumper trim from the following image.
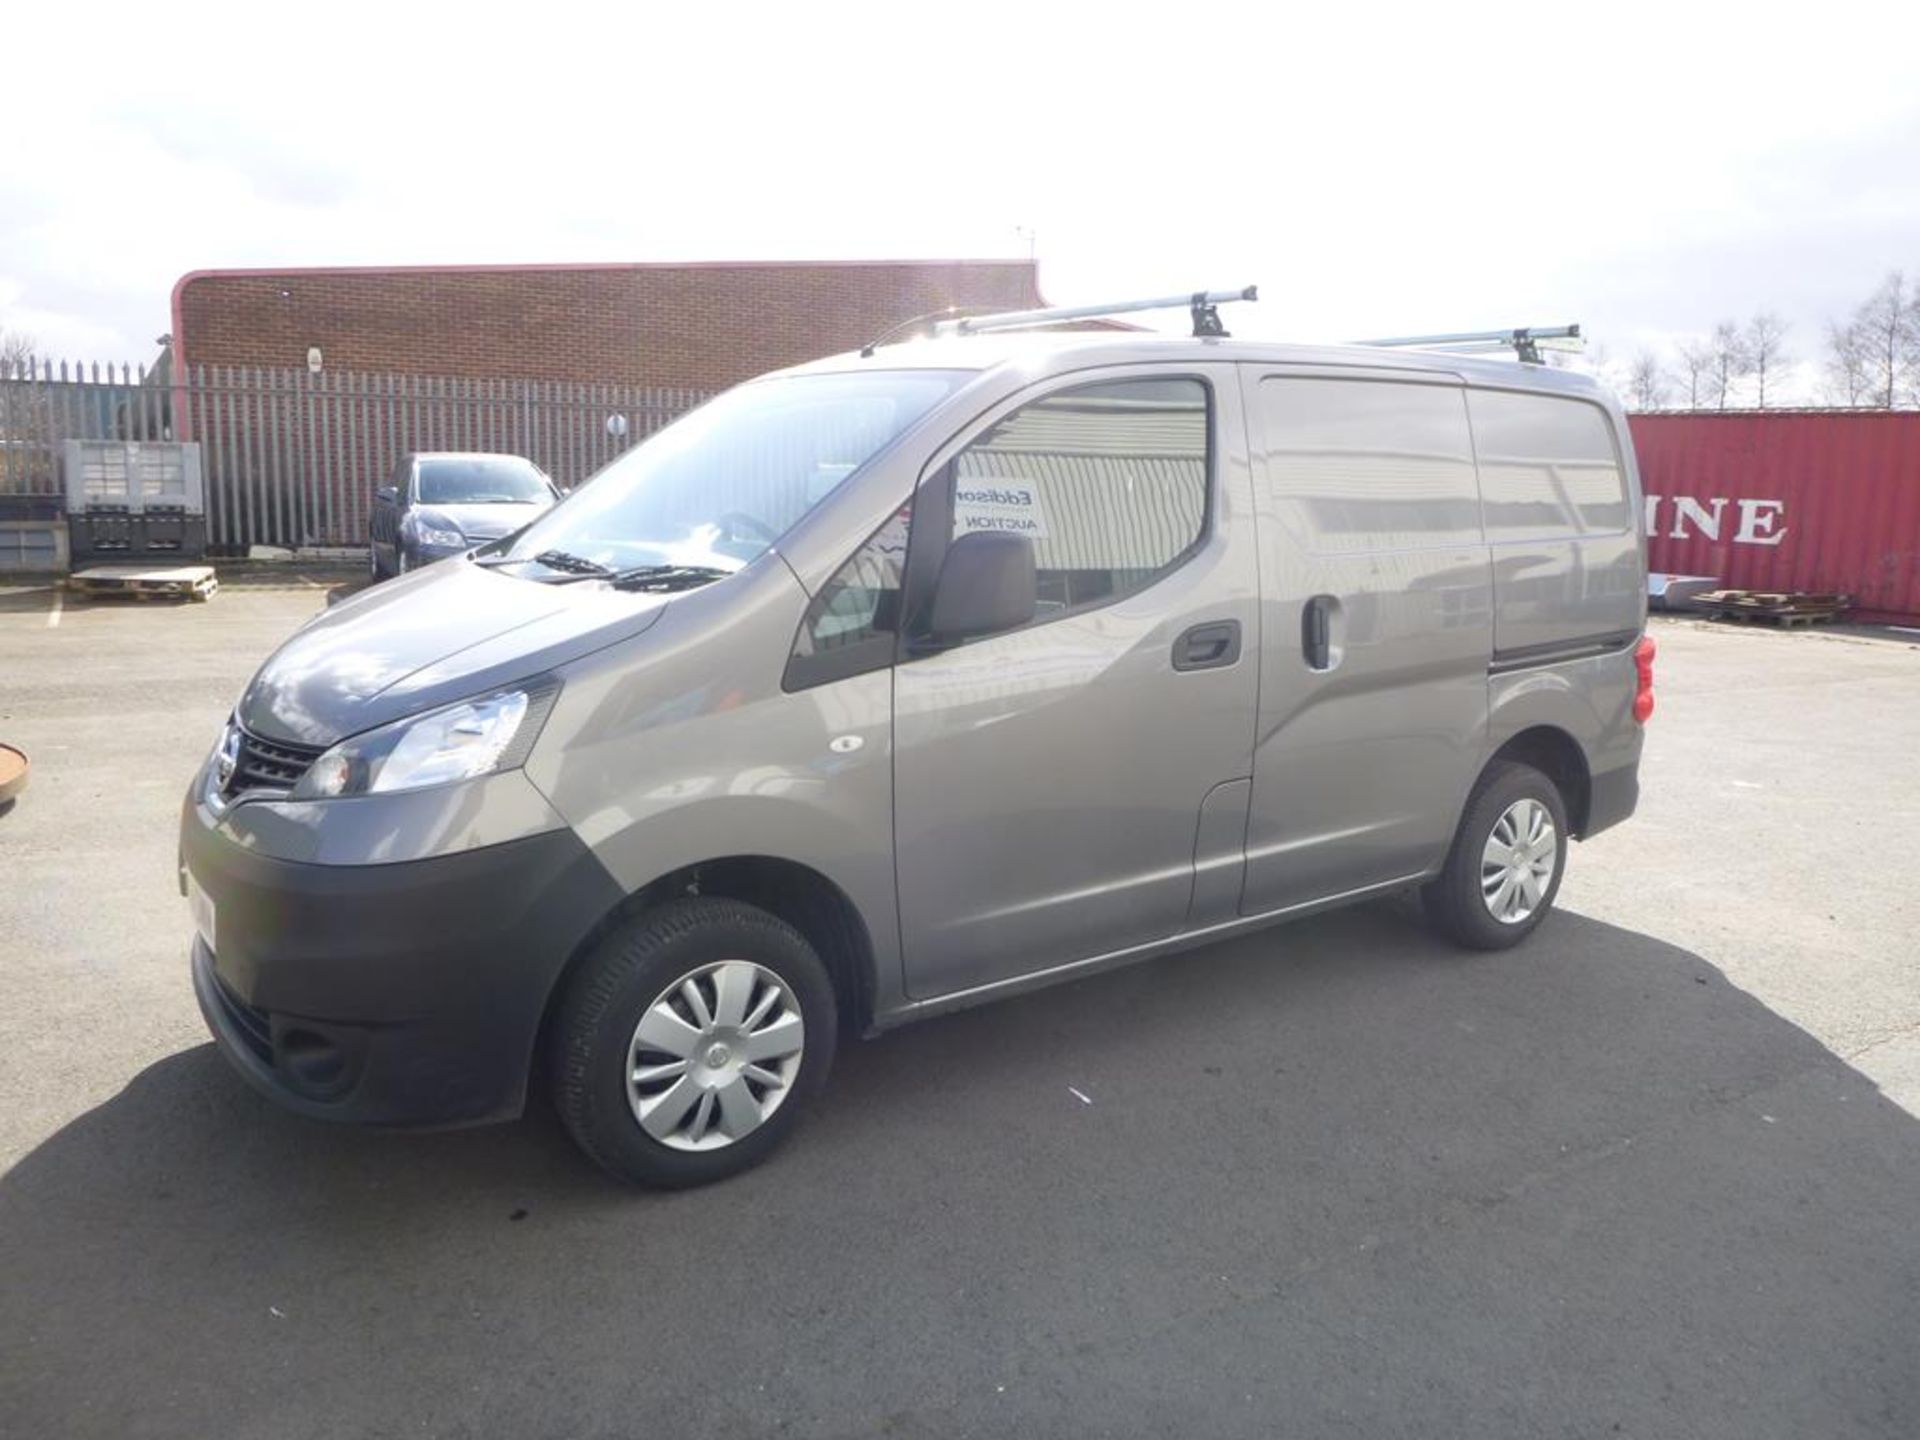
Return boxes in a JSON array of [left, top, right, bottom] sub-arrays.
[[1584, 762, 1640, 839], [182, 811, 624, 1128]]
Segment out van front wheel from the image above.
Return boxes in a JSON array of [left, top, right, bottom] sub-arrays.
[[550, 898, 838, 1187], [1423, 761, 1568, 950]]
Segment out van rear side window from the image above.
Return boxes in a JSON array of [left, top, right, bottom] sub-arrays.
[[1258, 378, 1482, 553], [1469, 390, 1630, 540]]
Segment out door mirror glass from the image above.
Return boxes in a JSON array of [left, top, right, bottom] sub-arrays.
[[928, 531, 1036, 640]]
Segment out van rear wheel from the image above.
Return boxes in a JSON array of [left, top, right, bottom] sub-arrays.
[[1423, 760, 1568, 950], [550, 898, 838, 1187]]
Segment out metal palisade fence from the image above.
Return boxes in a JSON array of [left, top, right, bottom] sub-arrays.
[[0, 358, 710, 551]]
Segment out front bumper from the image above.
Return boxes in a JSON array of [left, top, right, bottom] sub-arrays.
[[183, 802, 622, 1127]]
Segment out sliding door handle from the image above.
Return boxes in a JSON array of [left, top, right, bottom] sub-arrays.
[[1302, 597, 1334, 670]]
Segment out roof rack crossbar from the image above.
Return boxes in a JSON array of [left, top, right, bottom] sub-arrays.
[[931, 286, 1259, 340], [1354, 324, 1582, 365]]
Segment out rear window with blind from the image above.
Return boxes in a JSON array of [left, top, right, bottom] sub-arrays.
[[1469, 389, 1631, 540], [1258, 378, 1482, 553]]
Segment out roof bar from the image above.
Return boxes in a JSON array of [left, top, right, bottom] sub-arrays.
[[1355, 324, 1582, 364], [932, 286, 1259, 340]]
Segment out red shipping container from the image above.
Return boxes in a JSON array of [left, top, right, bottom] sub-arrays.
[[1629, 411, 1920, 625]]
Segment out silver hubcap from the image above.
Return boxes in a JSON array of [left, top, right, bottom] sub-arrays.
[[1481, 798, 1557, 924], [626, 960, 805, 1152]]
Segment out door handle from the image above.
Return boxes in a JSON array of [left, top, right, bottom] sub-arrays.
[[1173, 620, 1241, 672], [1301, 596, 1334, 671]]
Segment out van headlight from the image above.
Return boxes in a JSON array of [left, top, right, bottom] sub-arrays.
[[292, 680, 560, 799]]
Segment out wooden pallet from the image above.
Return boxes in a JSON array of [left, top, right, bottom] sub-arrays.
[[1706, 607, 1843, 628], [66, 564, 219, 602], [1690, 589, 1849, 627]]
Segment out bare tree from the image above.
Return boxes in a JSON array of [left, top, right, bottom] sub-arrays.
[[0, 326, 34, 377], [1548, 340, 1624, 394], [1824, 319, 1874, 406], [1626, 349, 1669, 410], [1587, 342, 1634, 397], [1675, 337, 1714, 408], [1743, 312, 1790, 408], [1707, 320, 1752, 410], [1847, 271, 1918, 409], [0, 327, 48, 491]]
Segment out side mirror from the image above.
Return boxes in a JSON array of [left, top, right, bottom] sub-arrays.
[[929, 531, 1037, 641], [375, 486, 398, 504]]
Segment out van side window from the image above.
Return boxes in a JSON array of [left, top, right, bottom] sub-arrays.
[[1469, 390, 1630, 540], [1258, 378, 1481, 552], [946, 377, 1209, 619], [783, 504, 911, 689]]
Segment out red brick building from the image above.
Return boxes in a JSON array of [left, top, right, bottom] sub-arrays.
[[170, 259, 1048, 390]]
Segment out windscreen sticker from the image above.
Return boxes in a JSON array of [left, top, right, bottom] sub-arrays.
[[954, 480, 1049, 539]]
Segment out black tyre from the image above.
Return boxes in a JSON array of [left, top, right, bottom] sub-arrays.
[[550, 898, 837, 1188], [1422, 760, 1569, 951], [367, 543, 385, 582]]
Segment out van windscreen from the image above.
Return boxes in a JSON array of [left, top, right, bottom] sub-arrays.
[[493, 370, 969, 578]]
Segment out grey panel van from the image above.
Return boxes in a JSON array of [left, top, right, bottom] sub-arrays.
[[181, 310, 1653, 1186]]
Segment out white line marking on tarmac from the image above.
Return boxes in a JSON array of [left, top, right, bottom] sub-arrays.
[[46, 589, 63, 627]]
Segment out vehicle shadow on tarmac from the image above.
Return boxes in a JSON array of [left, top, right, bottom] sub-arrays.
[[4, 906, 1916, 1440]]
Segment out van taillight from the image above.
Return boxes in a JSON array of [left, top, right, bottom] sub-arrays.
[[1632, 635, 1656, 724]]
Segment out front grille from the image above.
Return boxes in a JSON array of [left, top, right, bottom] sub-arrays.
[[228, 728, 325, 797]]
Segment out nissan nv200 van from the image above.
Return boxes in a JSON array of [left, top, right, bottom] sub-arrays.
[[182, 315, 1651, 1187]]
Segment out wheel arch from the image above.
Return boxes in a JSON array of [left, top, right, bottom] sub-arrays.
[[533, 854, 879, 1082], [1487, 725, 1592, 836]]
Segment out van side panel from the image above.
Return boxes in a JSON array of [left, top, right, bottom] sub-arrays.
[[1240, 371, 1493, 913], [1469, 388, 1645, 658], [1485, 647, 1643, 833], [525, 558, 906, 1003], [890, 364, 1261, 998]]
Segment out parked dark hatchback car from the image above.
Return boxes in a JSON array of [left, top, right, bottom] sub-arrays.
[[369, 452, 560, 579]]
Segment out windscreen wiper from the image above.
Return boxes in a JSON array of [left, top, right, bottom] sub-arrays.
[[605, 564, 734, 592], [473, 553, 730, 590], [473, 548, 614, 578], [531, 549, 616, 576]]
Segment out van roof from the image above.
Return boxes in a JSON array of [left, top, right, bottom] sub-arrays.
[[778, 331, 1612, 398]]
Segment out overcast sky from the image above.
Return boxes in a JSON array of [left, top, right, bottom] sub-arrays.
[[6, 0, 1919, 401]]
